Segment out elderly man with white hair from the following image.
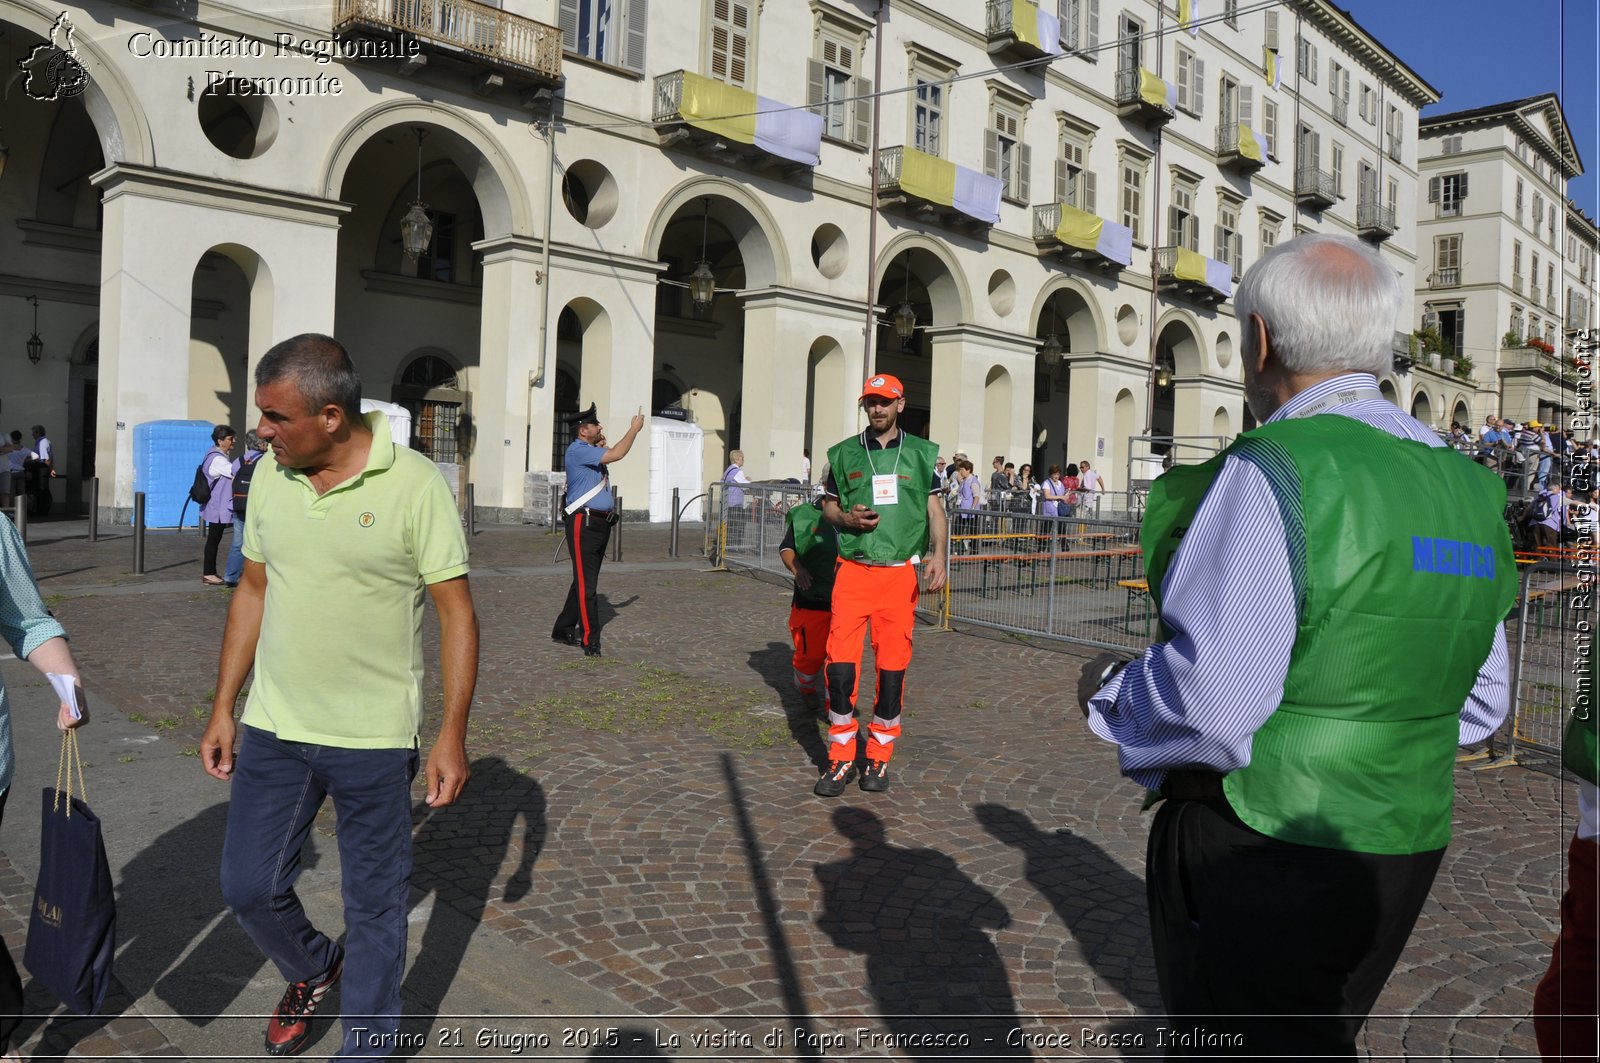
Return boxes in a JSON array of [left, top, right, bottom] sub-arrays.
[[1077, 233, 1516, 1055]]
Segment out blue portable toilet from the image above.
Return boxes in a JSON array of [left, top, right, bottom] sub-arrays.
[[133, 420, 216, 528]]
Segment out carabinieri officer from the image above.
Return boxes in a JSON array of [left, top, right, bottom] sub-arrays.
[[551, 403, 644, 657]]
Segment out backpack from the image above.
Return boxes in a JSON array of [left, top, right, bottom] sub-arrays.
[[1526, 492, 1552, 524], [232, 455, 260, 517], [187, 461, 213, 506]]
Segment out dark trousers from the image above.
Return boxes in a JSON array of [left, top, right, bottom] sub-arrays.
[[1534, 832, 1600, 1062], [553, 510, 611, 649], [203, 520, 227, 576], [0, 787, 19, 1054], [1147, 795, 1443, 1058], [220, 727, 419, 1060]]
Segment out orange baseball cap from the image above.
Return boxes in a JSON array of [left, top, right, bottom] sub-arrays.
[[860, 374, 905, 401]]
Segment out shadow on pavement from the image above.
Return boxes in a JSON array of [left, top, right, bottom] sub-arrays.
[[814, 808, 1028, 1059], [397, 756, 546, 1057], [20, 800, 285, 1057], [973, 804, 1161, 1011], [746, 641, 829, 771]]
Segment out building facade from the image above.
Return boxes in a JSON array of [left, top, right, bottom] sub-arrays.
[[3, 0, 1437, 521], [1415, 94, 1588, 429]]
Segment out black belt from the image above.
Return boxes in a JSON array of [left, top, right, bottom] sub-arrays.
[[1161, 769, 1226, 802], [568, 507, 616, 522]]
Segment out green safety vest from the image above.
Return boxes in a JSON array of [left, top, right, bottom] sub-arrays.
[[786, 502, 838, 610], [827, 432, 938, 564], [1142, 416, 1516, 854]]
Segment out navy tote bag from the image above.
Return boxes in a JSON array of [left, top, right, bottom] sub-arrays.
[[23, 731, 116, 1014]]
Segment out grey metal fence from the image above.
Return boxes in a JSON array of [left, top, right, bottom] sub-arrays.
[[946, 507, 1148, 651], [1502, 556, 1593, 775]]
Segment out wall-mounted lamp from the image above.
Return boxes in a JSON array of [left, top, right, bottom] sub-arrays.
[[25, 295, 43, 365], [399, 127, 434, 261], [690, 198, 716, 314]]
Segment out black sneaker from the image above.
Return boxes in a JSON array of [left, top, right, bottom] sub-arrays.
[[859, 761, 891, 792], [813, 759, 858, 797], [264, 950, 343, 1056]]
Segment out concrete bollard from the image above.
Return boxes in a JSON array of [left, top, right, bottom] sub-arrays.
[[88, 477, 100, 542]]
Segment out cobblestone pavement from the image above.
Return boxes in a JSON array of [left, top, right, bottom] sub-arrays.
[[0, 517, 1574, 1059]]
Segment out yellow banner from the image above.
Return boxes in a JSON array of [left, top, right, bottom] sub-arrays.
[[1138, 68, 1171, 110], [1054, 204, 1105, 251], [678, 71, 758, 145], [898, 146, 957, 209], [1173, 247, 1209, 285], [1237, 124, 1262, 162], [1012, 0, 1042, 48]]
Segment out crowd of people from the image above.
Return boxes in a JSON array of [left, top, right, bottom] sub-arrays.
[[928, 451, 1107, 518], [0, 426, 58, 517]]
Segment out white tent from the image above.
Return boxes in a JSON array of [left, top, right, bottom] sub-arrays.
[[360, 398, 413, 449], [648, 416, 705, 522]]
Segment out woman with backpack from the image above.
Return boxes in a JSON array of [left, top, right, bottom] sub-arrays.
[[199, 425, 236, 587], [222, 431, 267, 588]]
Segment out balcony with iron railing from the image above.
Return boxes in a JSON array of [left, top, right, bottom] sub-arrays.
[[1531, 282, 1543, 305], [652, 70, 822, 174], [1032, 203, 1132, 273], [1154, 246, 1230, 306], [1216, 123, 1265, 174], [1113, 67, 1175, 127], [332, 0, 561, 84], [1387, 133, 1403, 162], [1356, 199, 1395, 241], [1294, 166, 1336, 210], [1331, 97, 1348, 126], [1430, 267, 1461, 289], [1512, 272, 1525, 295], [985, 0, 1061, 60], [877, 146, 1000, 232], [1548, 292, 1558, 314]]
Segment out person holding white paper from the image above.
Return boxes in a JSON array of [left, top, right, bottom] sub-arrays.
[[0, 513, 88, 1060]]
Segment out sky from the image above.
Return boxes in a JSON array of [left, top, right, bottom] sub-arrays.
[[1336, 0, 1599, 216]]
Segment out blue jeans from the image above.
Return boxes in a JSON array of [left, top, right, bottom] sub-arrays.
[[220, 726, 418, 1060], [224, 517, 246, 584]]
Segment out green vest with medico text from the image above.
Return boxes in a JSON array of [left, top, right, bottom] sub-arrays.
[[828, 432, 938, 564], [1142, 415, 1516, 855]]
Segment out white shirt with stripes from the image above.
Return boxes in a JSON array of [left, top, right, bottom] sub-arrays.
[[1087, 372, 1512, 790]]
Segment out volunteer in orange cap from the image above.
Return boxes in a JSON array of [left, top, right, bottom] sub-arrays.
[[813, 374, 947, 796]]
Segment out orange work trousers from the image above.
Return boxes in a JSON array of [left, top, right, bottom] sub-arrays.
[[788, 603, 830, 696], [823, 560, 919, 764]]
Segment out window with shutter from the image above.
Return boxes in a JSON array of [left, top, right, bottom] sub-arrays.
[[707, 0, 753, 89], [990, 103, 1027, 204], [566, 0, 639, 66], [1060, 0, 1080, 50], [813, 30, 862, 144], [1262, 98, 1277, 157], [1331, 142, 1343, 197], [1169, 177, 1198, 250], [1117, 14, 1141, 73], [1264, 10, 1278, 51], [1220, 76, 1238, 125], [1176, 47, 1194, 111], [1058, 131, 1094, 211], [912, 74, 945, 157], [1121, 158, 1144, 242]]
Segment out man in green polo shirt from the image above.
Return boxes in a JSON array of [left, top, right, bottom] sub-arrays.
[[201, 333, 478, 1060]]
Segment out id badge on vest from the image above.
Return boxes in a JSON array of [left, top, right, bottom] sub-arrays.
[[872, 474, 898, 506]]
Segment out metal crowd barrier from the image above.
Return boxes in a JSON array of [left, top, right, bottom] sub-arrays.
[[946, 507, 1148, 651], [1500, 551, 1595, 776], [706, 481, 813, 572]]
